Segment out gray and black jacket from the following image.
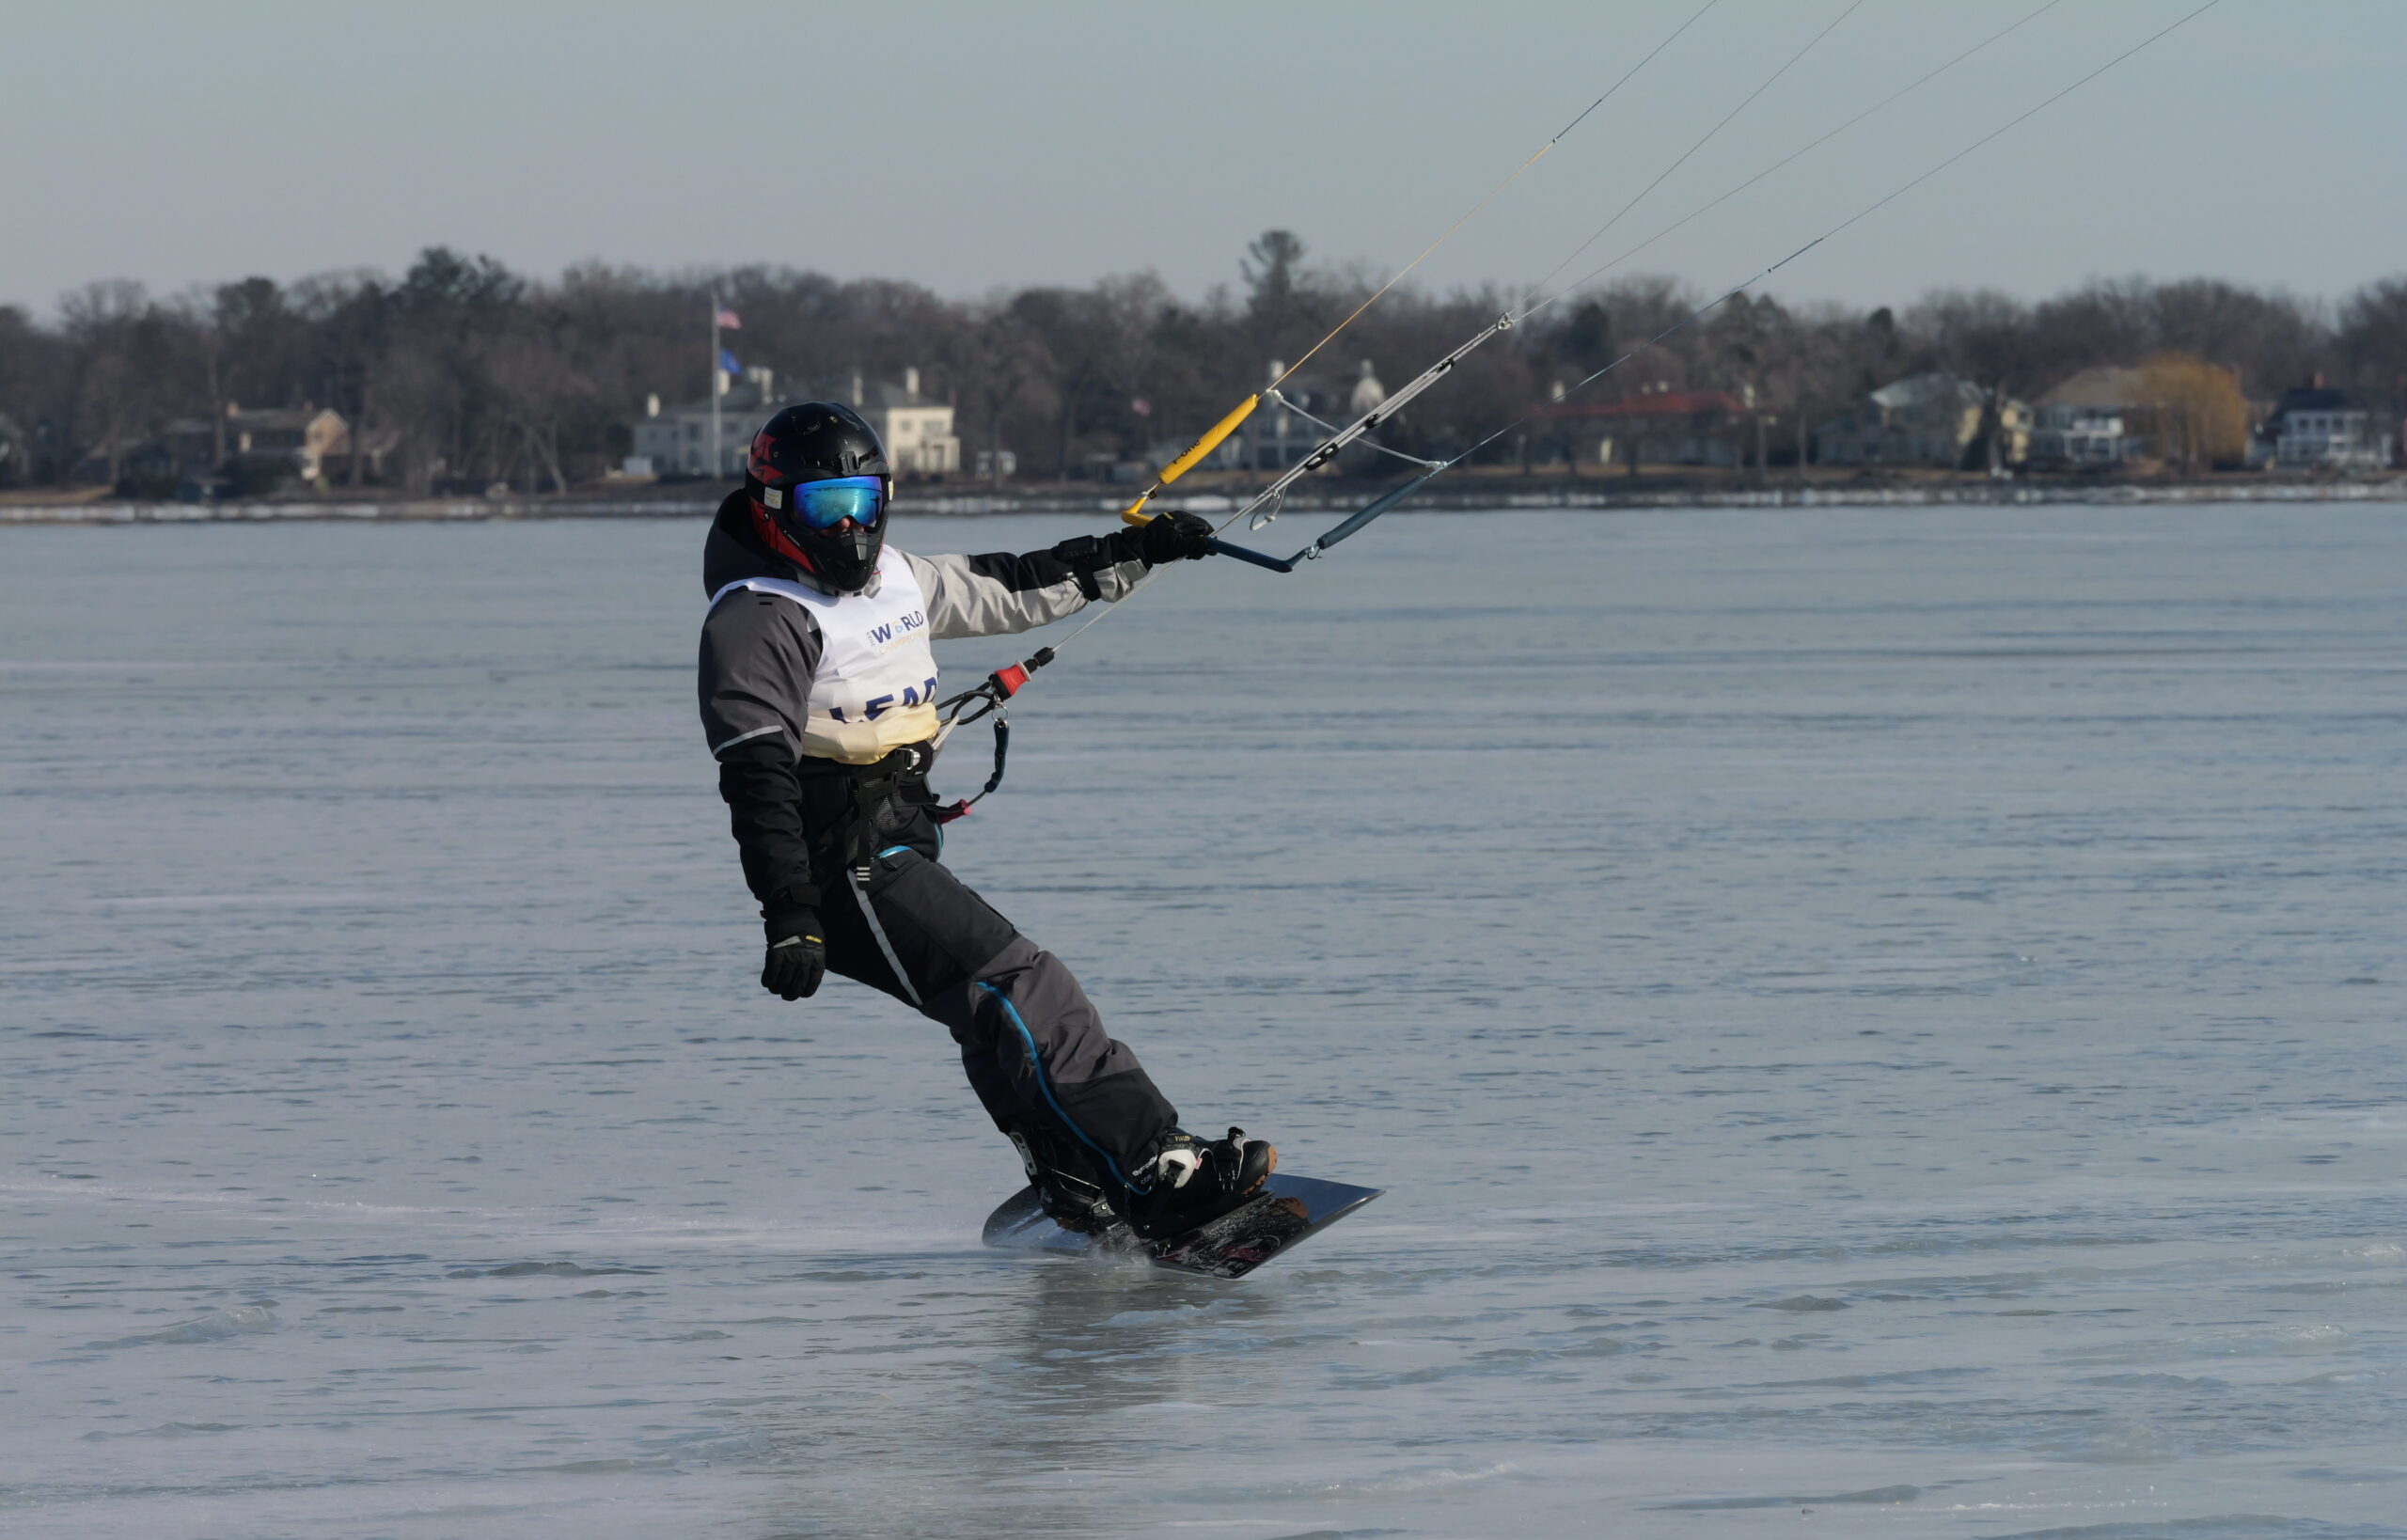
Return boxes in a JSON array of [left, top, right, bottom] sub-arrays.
[[697, 492, 1150, 922]]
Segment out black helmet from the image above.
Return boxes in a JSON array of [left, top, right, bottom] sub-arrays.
[[744, 401, 892, 593]]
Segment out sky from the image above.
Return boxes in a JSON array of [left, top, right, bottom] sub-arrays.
[[5, 0, 2401, 320]]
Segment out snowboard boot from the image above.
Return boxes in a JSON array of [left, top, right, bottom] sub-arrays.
[[1006, 1126, 1122, 1237], [1125, 1126, 1278, 1242]]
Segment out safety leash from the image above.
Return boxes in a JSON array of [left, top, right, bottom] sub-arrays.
[[927, 646, 1054, 822]]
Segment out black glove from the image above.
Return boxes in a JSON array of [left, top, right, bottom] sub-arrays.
[[762, 910, 826, 1000], [1137, 511, 1215, 566]]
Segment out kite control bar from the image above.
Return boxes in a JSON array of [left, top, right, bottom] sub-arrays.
[[1192, 466, 1448, 574]]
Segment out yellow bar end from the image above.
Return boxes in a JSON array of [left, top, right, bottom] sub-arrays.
[[1157, 394, 1259, 486]]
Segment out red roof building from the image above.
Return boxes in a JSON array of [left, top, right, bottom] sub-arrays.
[[1530, 387, 1755, 469]]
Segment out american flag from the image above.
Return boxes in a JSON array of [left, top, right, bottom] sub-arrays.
[[715, 307, 741, 330]]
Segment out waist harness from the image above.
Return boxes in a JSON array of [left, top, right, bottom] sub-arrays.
[[799, 743, 939, 875]]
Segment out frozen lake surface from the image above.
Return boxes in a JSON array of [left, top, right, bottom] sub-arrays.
[[4, 504, 2404, 1539]]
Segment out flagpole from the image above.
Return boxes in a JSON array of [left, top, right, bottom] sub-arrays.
[[709, 293, 722, 479]]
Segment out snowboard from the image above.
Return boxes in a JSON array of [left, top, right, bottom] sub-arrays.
[[981, 1172, 1383, 1280]]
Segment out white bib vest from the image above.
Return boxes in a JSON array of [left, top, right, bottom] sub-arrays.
[[710, 550, 941, 763]]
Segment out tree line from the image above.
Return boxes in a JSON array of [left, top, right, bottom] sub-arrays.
[[3, 230, 2403, 493]]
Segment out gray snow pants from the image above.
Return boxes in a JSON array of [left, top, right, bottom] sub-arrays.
[[816, 834, 1177, 1190]]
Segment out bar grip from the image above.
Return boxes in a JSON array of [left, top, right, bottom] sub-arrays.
[[1158, 394, 1259, 486], [1205, 537, 1296, 574]]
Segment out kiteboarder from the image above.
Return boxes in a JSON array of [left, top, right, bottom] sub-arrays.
[[697, 401, 1275, 1241]]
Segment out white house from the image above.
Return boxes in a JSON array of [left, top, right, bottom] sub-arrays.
[[846, 368, 960, 477], [632, 372, 777, 477], [2030, 404, 2130, 466], [2030, 366, 2145, 465], [632, 367, 960, 478], [2273, 386, 2392, 470]]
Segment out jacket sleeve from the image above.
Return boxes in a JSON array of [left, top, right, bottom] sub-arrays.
[[905, 529, 1151, 641], [699, 594, 825, 917]]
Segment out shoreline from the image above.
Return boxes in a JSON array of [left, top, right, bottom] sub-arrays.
[[4, 477, 2402, 526]]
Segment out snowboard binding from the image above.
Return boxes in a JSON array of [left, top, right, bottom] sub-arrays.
[[1005, 1127, 1121, 1238], [1125, 1126, 1278, 1241]]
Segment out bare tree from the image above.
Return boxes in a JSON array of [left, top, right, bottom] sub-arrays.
[[2151, 278, 2326, 396], [60, 281, 183, 485], [1910, 289, 2058, 472], [1, 236, 2400, 496], [948, 298, 1053, 484], [1707, 292, 1791, 487], [488, 312, 587, 495], [2336, 277, 2407, 395]]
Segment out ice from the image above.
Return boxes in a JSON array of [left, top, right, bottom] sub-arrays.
[[83, 1304, 277, 1349], [5, 507, 2407, 1537]]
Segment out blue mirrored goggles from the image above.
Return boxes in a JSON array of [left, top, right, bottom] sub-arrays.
[[763, 475, 885, 530]]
